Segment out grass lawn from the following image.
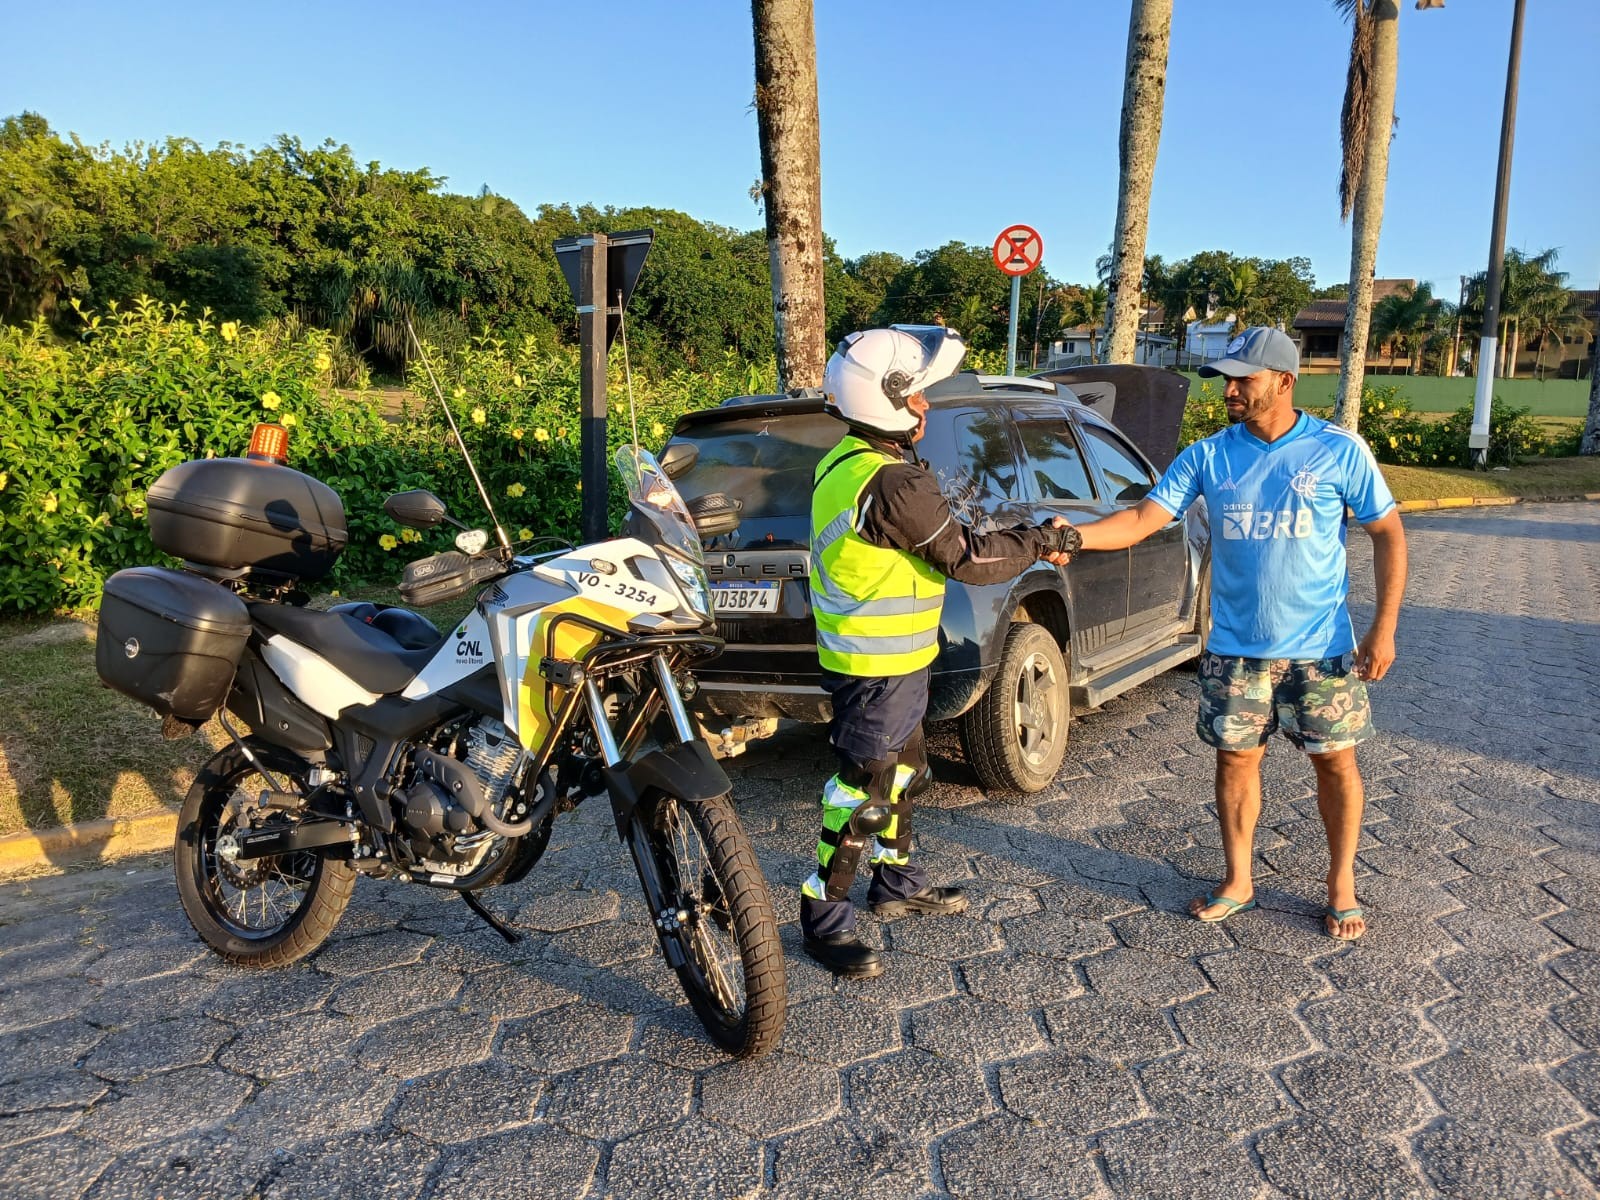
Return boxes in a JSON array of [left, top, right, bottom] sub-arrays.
[[1180, 371, 1592, 416], [0, 620, 226, 838], [0, 587, 478, 839], [1382, 455, 1600, 503]]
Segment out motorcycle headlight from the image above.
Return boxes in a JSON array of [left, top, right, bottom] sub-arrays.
[[664, 552, 713, 619]]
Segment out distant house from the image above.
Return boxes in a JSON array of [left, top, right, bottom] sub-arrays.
[[1290, 279, 1596, 378], [1040, 304, 1176, 369], [1291, 279, 1417, 374]]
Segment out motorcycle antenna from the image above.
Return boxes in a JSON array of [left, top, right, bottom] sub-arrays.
[[616, 287, 641, 453], [404, 319, 513, 557]]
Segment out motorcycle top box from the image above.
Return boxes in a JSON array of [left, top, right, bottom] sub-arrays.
[[97, 565, 252, 721], [146, 457, 347, 582]]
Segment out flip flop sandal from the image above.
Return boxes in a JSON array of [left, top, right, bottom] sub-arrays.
[[1194, 891, 1257, 923], [1324, 905, 1366, 941]]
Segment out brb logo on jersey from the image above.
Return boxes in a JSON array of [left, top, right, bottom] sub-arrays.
[[1222, 502, 1314, 541]]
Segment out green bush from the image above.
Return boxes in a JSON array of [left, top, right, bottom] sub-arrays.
[[1175, 379, 1553, 469], [0, 300, 776, 614]]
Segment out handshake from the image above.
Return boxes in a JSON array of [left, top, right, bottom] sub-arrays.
[[1036, 520, 1082, 563]]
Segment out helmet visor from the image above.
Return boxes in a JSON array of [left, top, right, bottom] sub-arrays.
[[884, 325, 967, 401]]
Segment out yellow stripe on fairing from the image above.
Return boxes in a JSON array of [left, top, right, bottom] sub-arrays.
[[516, 596, 636, 750]]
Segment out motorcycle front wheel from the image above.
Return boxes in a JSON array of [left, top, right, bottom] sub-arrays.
[[639, 790, 786, 1058], [174, 741, 356, 967]]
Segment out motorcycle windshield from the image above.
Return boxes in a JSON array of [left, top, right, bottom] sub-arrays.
[[616, 445, 705, 566]]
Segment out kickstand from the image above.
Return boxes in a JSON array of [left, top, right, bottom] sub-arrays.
[[462, 890, 522, 944]]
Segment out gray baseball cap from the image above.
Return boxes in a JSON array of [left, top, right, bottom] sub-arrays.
[[1198, 326, 1300, 379]]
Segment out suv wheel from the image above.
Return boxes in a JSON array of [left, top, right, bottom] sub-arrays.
[[960, 622, 1069, 794]]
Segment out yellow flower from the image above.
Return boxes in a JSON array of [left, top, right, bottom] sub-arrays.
[[556, 427, 567, 439], [472, 407, 486, 425], [400, 527, 422, 543], [1389, 436, 1397, 448], [517, 527, 533, 541], [0, 472, 7, 491], [43, 494, 59, 513], [512, 428, 524, 440], [220, 321, 239, 343], [314, 351, 332, 373], [379, 534, 398, 551], [651, 422, 664, 438], [281, 413, 297, 427], [575, 481, 583, 492], [506, 482, 526, 498], [261, 391, 281, 410], [1376, 400, 1385, 410], [534, 428, 550, 443], [453, 386, 465, 400]]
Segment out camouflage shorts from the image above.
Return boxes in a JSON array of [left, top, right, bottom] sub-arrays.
[[1197, 651, 1374, 754]]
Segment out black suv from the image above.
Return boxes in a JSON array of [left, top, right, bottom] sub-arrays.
[[661, 365, 1210, 793]]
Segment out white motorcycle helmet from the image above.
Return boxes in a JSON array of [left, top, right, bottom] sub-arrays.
[[823, 325, 967, 436]]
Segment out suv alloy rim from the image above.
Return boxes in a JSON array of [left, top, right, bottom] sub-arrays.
[[1013, 650, 1061, 768]]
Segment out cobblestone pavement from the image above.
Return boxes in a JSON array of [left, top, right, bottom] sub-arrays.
[[3, 501, 1599, 1199]]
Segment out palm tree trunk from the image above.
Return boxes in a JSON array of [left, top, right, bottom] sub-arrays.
[[1104, 0, 1172, 365], [752, 0, 826, 391], [1582, 321, 1600, 455], [1333, 1, 1400, 431]]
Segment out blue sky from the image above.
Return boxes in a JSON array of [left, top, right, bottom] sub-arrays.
[[5, 0, 1596, 299]]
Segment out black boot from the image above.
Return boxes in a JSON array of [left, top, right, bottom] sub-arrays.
[[870, 885, 968, 918], [802, 931, 884, 978]]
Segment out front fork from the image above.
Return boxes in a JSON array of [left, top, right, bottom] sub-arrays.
[[583, 653, 701, 970]]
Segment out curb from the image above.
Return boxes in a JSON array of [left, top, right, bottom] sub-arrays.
[[0, 812, 176, 878], [1398, 491, 1600, 512]]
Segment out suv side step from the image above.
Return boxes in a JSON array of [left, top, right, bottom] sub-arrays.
[[1073, 636, 1201, 709]]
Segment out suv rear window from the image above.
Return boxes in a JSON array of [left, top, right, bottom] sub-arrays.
[[669, 411, 844, 520]]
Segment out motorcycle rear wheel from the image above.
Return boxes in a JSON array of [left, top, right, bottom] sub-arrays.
[[640, 790, 785, 1058], [174, 741, 356, 967]]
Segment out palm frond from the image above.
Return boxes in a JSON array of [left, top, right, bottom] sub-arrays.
[[1338, 0, 1374, 220]]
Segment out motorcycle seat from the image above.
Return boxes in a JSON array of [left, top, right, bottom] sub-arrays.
[[250, 604, 441, 695]]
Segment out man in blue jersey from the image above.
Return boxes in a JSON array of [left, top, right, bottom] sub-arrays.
[[1076, 327, 1407, 940]]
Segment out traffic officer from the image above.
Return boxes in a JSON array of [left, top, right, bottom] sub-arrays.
[[801, 325, 1081, 977]]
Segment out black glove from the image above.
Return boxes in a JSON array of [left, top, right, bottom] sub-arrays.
[[1037, 523, 1083, 560]]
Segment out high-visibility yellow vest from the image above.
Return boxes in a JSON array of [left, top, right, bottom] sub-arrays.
[[810, 435, 945, 677]]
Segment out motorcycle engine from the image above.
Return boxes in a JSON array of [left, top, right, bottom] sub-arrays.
[[397, 718, 525, 876]]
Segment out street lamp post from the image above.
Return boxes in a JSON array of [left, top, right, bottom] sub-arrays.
[[1469, 0, 1527, 467]]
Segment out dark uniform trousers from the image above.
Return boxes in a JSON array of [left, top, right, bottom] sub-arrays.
[[799, 667, 932, 939]]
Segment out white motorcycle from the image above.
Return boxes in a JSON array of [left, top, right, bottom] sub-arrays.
[[97, 439, 785, 1058]]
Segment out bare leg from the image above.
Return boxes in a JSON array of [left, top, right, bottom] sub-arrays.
[[1310, 746, 1366, 939], [1191, 745, 1266, 918]]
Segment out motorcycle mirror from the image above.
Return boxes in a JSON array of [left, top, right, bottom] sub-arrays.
[[687, 492, 741, 538], [385, 490, 451, 530], [455, 529, 490, 555], [659, 441, 698, 480]]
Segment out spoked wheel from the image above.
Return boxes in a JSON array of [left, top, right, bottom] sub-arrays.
[[960, 621, 1070, 793], [641, 791, 785, 1058], [174, 742, 356, 967]]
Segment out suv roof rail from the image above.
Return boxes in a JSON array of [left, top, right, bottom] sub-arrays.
[[973, 375, 1058, 394]]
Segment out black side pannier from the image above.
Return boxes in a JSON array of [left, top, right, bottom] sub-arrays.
[[146, 458, 347, 582], [97, 567, 251, 721]]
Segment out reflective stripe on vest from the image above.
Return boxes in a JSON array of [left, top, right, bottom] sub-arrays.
[[810, 435, 945, 677]]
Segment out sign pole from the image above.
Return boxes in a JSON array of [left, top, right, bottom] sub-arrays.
[[992, 224, 1044, 378], [1006, 275, 1021, 376]]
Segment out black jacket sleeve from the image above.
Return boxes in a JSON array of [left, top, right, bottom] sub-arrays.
[[856, 461, 1052, 586]]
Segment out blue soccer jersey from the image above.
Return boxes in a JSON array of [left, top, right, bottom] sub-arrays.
[[1147, 411, 1395, 659]]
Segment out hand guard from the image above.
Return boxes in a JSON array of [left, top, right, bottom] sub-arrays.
[[1037, 523, 1083, 560]]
